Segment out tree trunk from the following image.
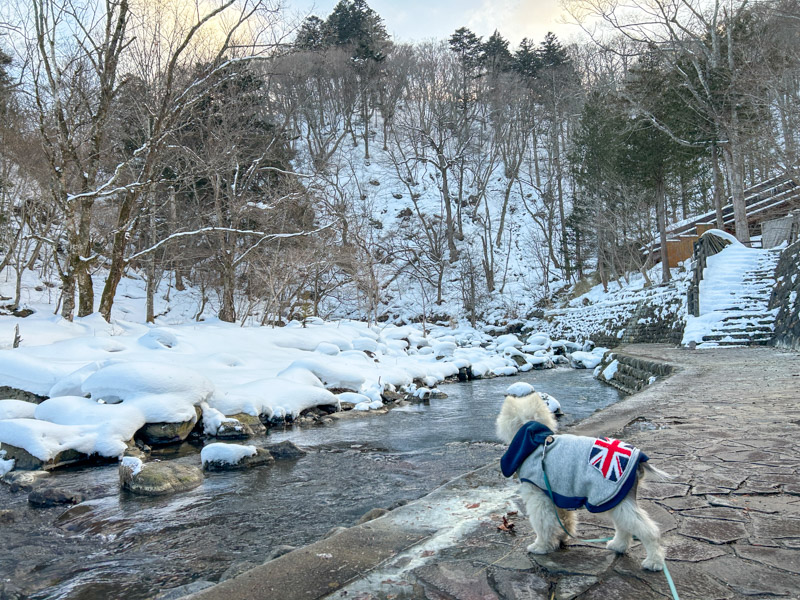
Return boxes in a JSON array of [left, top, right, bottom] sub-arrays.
[[722, 140, 750, 245], [438, 152, 458, 263], [712, 142, 724, 229], [656, 175, 671, 284], [99, 192, 136, 321]]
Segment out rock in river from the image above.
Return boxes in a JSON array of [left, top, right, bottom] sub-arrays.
[[119, 457, 203, 496]]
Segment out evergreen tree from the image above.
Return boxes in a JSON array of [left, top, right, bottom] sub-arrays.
[[449, 27, 483, 72], [513, 37, 540, 79], [481, 30, 513, 74], [324, 0, 390, 61], [295, 16, 327, 50]]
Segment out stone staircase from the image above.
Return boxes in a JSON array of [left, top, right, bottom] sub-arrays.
[[685, 246, 782, 347]]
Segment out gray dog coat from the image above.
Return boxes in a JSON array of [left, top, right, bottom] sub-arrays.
[[500, 421, 649, 512]]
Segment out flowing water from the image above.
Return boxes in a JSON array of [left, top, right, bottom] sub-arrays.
[[0, 368, 622, 600]]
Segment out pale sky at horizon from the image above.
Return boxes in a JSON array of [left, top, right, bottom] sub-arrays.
[[284, 0, 585, 49]]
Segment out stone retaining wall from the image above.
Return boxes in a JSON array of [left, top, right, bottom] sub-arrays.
[[769, 239, 800, 350], [544, 275, 689, 348], [595, 351, 674, 395]]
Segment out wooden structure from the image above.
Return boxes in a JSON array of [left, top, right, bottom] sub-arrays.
[[652, 171, 800, 268]]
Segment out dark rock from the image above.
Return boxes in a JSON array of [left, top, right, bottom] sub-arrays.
[[227, 413, 267, 435], [0, 509, 18, 524], [0, 444, 90, 471], [137, 415, 198, 445], [28, 487, 84, 507], [215, 419, 255, 440], [266, 441, 307, 460], [120, 461, 204, 496], [0, 386, 47, 403], [357, 508, 388, 524]]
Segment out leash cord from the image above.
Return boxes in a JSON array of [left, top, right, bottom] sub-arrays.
[[540, 439, 681, 600]]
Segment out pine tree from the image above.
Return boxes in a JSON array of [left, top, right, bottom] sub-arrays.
[[481, 30, 512, 74], [324, 0, 390, 61], [295, 16, 326, 50], [513, 37, 540, 79]]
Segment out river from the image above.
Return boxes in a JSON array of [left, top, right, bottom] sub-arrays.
[[0, 367, 622, 600]]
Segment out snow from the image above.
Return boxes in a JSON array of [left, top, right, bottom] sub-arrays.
[[201, 443, 257, 466], [121, 456, 143, 476], [601, 359, 619, 381], [0, 456, 15, 477], [681, 242, 781, 346], [0, 400, 37, 420], [0, 266, 606, 472], [505, 382, 534, 397]]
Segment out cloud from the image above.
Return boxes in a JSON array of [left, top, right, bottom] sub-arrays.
[[466, 0, 572, 45]]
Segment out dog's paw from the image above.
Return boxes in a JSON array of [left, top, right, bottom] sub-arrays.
[[641, 557, 665, 572], [606, 538, 630, 554], [526, 541, 559, 554]]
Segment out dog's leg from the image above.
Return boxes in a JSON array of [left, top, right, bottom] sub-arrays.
[[521, 484, 562, 554], [557, 507, 578, 540], [608, 497, 665, 571]]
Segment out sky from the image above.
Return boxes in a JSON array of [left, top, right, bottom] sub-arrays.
[[284, 0, 583, 48]]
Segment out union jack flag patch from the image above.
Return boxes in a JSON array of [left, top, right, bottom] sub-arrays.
[[589, 437, 634, 482]]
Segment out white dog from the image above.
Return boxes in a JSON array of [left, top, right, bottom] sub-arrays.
[[496, 390, 666, 571]]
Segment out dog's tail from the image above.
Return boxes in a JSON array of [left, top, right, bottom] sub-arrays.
[[641, 462, 673, 481]]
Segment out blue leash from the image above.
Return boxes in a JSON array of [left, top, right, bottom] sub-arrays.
[[540, 439, 681, 600]]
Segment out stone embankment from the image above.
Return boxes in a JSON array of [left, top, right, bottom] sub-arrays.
[[185, 345, 800, 600], [595, 352, 674, 395], [770, 239, 800, 350]]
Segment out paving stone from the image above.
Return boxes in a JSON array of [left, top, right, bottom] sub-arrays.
[[657, 495, 709, 511], [680, 507, 749, 522], [734, 544, 800, 574], [528, 546, 616, 576], [641, 502, 678, 533], [489, 552, 534, 571], [704, 555, 800, 596], [649, 561, 735, 600], [663, 535, 729, 562], [413, 560, 498, 600], [576, 573, 663, 600], [553, 575, 597, 600], [750, 515, 800, 539], [487, 569, 549, 600], [678, 517, 748, 544], [639, 482, 691, 500]]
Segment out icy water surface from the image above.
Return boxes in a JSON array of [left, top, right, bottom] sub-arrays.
[[0, 368, 622, 600]]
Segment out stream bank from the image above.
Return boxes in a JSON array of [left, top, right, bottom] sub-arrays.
[[188, 344, 800, 600]]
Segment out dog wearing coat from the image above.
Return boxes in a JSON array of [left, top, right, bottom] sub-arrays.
[[495, 389, 666, 571]]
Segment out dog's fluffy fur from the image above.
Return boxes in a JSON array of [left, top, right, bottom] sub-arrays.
[[496, 392, 666, 571]]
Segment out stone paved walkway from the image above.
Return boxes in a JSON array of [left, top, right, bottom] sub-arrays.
[[190, 345, 800, 600]]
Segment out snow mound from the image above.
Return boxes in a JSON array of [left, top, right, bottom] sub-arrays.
[[505, 382, 534, 397], [201, 443, 257, 466], [0, 399, 37, 420]]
